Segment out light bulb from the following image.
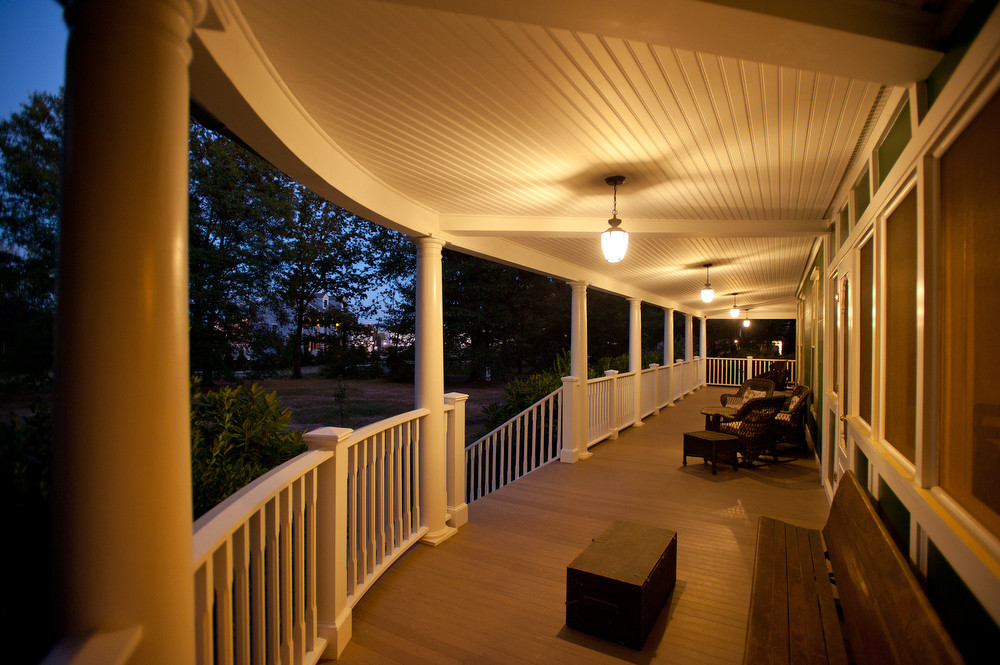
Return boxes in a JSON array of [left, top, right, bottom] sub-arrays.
[[701, 288, 714, 303], [730, 307, 739, 317]]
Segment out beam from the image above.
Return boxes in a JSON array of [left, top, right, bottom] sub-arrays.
[[440, 216, 831, 238], [381, 0, 944, 83]]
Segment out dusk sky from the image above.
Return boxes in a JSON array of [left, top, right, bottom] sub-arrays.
[[0, 0, 67, 119]]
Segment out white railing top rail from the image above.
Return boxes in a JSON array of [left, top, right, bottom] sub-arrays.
[[345, 407, 429, 444], [192, 448, 332, 566], [467, 386, 561, 449]]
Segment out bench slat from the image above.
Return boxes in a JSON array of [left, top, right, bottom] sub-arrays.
[[791, 523, 827, 665], [823, 472, 964, 665], [810, 529, 848, 665]]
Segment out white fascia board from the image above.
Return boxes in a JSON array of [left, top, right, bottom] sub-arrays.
[[380, 0, 942, 83], [441, 215, 831, 238], [190, 19, 438, 239]]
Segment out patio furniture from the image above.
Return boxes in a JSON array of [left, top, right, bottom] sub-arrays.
[[717, 396, 785, 465], [752, 360, 789, 390], [700, 405, 738, 431], [773, 385, 811, 450], [744, 471, 963, 665], [719, 378, 775, 408], [567, 521, 677, 649], [683, 430, 740, 474]]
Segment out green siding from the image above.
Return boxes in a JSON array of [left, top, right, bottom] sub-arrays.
[[927, 539, 1000, 665], [877, 478, 910, 553], [927, 0, 1000, 108]]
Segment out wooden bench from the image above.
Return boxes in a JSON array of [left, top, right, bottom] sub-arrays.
[[744, 471, 965, 665]]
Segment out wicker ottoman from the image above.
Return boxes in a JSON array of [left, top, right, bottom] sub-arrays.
[[683, 430, 739, 475]]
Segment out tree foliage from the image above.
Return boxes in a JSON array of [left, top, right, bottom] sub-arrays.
[[0, 91, 62, 378], [188, 123, 293, 383]]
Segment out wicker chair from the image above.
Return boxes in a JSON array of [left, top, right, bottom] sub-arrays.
[[753, 360, 789, 391], [717, 396, 785, 465], [774, 386, 812, 448], [720, 378, 775, 408]]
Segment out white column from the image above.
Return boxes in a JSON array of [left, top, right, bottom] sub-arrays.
[[562, 281, 592, 462], [444, 392, 469, 528], [685, 314, 694, 361], [665, 308, 675, 406], [414, 237, 456, 545], [303, 427, 354, 659], [53, 1, 205, 662], [627, 297, 644, 427], [699, 316, 708, 389]]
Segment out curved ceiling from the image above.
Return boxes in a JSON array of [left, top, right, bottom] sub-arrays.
[[191, 0, 952, 316]]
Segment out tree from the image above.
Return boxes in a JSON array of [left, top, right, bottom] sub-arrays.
[[275, 187, 374, 378], [188, 122, 292, 383], [0, 91, 62, 378]]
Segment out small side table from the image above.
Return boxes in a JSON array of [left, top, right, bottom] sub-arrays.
[[683, 430, 739, 475], [700, 406, 738, 431]]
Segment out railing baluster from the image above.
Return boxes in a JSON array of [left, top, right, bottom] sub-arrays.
[[195, 560, 212, 665], [348, 446, 358, 594], [291, 478, 306, 665], [233, 524, 250, 665], [279, 487, 293, 665], [304, 469, 317, 654], [264, 498, 279, 665], [213, 538, 234, 665], [249, 510, 265, 663], [411, 419, 421, 532]]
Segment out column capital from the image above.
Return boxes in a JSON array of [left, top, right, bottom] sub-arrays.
[[415, 235, 445, 252], [567, 279, 589, 290], [627, 296, 642, 305]]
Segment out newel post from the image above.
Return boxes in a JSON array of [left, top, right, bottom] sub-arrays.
[[444, 393, 469, 528], [560, 376, 581, 463], [746, 356, 754, 383], [303, 426, 354, 659], [605, 370, 619, 440]]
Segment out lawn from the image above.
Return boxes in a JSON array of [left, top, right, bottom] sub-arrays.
[[254, 373, 507, 443]]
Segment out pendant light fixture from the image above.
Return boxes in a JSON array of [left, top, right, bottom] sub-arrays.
[[730, 293, 740, 318], [601, 175, 629, 263], [743, 309, 751, 328], [701, 263, 714, 303]]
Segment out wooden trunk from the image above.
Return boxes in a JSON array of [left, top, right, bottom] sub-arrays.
[[566, 520, 677, 649]]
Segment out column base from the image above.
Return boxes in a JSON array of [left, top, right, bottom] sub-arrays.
[[318, 608, 353, 659], [633, 420, 645, 428], [420, 525, 458, 546], [447, 503, 468, 528]]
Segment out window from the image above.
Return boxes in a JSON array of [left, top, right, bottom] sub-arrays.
[[939, 88, 1000, 539], [884, 189, 917, 463], [859, 236, 874, 425], [878, 100, 912, 188], [853, 167, 871, 222]]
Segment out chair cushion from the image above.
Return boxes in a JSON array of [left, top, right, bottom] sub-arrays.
[[788, 395, 801, 411], [775, 412, 792, 422], [746, 390, 768, 400]]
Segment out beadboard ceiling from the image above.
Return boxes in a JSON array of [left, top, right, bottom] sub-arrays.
[[194, 0, 958, 315]]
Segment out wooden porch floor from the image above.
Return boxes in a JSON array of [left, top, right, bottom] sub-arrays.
[[329, 387, 830, 664]]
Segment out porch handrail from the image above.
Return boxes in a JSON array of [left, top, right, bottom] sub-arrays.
[[465, 386, 562, 502], [704, 357, 797, 387], [192, 407, 434, 664]]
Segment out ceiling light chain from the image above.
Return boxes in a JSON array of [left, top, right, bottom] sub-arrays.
[[601, 175, 629, 263]]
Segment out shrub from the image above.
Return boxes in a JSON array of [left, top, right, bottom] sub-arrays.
[[190, 379, 305, 518]]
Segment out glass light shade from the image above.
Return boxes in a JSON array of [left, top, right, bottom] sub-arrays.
[[601, 227, 629, 263], [701, 288, 714, 303], [730, 307, 739, 317], [743, 318, 751, 328]]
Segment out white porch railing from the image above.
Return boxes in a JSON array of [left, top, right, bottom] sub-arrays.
[[192, 404, 463, 664], [465, 387, 562, 502], [704, 357, 797, 387]]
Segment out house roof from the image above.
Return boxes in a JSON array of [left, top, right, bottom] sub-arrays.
[[190, 0, 961, 317]]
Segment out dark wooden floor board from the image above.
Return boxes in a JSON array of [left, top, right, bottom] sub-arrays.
[[326, 387, 830, 664]]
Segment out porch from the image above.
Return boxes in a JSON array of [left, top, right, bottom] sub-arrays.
[[334, 387, 827, 664]]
